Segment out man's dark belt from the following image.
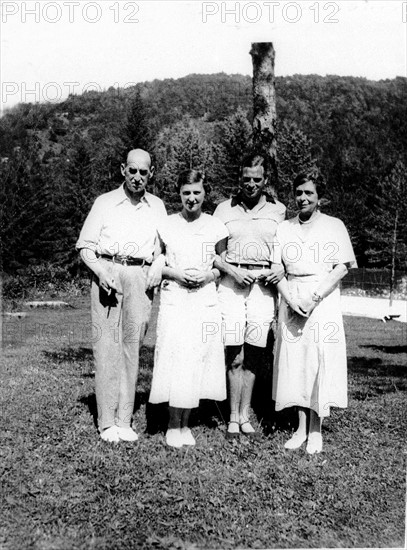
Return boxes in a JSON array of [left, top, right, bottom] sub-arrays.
[[98, 254, 151, 266], [228, 262, 269, 270]]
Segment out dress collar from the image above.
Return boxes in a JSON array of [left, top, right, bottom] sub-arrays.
[[297, 209, 321, 225], [294, 210, 322, 242]]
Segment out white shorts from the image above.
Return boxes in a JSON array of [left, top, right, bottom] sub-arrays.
[[218, 272, 278, 348]]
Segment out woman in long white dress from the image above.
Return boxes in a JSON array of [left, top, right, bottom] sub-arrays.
[[272, 172, 357, 454], [149, 170, 228, 448]]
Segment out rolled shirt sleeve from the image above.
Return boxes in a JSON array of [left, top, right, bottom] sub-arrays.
[[76, 195, 105, 253]]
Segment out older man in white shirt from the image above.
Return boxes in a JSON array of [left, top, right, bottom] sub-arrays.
[[76, 149, 166, 443]]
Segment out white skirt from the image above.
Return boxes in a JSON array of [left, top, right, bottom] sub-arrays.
[[273, 275, 348, 417], [149, 281, 227, 409]]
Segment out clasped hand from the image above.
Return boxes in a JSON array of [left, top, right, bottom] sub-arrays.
[[231, 264, 285, 289], [230, 267, 257, 288], [174, 268, 212, 289], [257, 264, 285, 286], [287, 295, 317, 318]]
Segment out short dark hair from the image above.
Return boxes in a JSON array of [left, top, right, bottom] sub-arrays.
[[240, 153, 270, 180], [293, 170, 326, 198], [176, 169, 210, 193]]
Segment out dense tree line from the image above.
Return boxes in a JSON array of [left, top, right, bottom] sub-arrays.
[[0, 73, 406, 276]]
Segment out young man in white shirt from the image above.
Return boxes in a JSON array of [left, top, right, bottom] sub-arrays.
[[214, 153, 286, 439]]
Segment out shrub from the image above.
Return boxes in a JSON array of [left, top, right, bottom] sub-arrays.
[[2, 263, 90, 301]]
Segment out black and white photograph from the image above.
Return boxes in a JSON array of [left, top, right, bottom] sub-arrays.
[[1, 1, 406, 548]]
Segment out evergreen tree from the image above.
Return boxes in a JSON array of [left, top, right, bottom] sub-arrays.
[[276, 121, 318, 213], [216, 108, 252, 197], [1, 74, 407, 275], [153, 116, 219, 212], [365, 160, 407, 303], [123, 89, 151, 153], [59, 140, 95, 271], [0, 145, 48, 272]]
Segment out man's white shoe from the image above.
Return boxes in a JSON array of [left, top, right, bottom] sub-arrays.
[[181, 427, 196, 446], [100, 426, 120, 443], [117, 427, 139, 442]]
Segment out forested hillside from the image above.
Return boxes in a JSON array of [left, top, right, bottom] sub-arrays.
[[1, 73, 406, 275]]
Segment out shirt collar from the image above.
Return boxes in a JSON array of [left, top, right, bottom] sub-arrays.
[[113, 184, 152, 206], [232, 192, 267, 212]]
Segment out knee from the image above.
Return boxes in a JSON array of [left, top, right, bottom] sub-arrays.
[[229, 355, 243, 370], [226, 346, 244, 370]]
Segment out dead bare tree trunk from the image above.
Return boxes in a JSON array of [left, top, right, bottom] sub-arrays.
[[250, 42, 278, 196], [390, 209, 398, 308]]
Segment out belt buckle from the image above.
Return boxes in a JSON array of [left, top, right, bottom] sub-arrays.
[[120, 257, 128, 266]]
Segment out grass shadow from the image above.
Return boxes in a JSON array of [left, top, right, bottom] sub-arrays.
[[144, 400, 229, 435], [79, 393, 98, 429], [192, 399, 228, 429], [349, 356, 406, 378], [145, 402, 168, 435], [78, 390, 152, 432], [250, 328, 297, 435], [134, 390, 150, 412], [361, 344, 407, 354], [348, 356, 407, 398], [43, 346, 93, 364]]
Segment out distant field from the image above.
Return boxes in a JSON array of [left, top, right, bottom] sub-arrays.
[[341, 268, 407, 299], [1, 293, 406, 549]]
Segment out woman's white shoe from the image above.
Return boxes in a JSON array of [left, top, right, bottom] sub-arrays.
[[181, 428, 196, 446], [306, 432, 323, 454], [166, 428, 183, 448], [284, 432, 307, 450]]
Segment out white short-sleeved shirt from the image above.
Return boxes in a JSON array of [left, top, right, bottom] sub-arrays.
[[158, 212, 228, 272], [76, 185, 167, 261], [273, 212, 357, 276], [213, 194, 286, 264]]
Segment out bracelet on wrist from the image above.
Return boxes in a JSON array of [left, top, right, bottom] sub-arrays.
[[312, 292, 323, 303]]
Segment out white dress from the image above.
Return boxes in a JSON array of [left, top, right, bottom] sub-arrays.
[[149, 213, 228, 409], [272, 212, 357, 417]]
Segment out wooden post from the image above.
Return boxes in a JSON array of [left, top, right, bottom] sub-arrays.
[[250, 42, 278, 194]]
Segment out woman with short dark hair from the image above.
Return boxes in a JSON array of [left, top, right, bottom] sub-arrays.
[[272, 171, 356, 454], [149, 169, 228, 448]]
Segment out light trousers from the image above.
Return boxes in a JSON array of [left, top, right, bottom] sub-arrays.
[[91, 261, 152, 430]]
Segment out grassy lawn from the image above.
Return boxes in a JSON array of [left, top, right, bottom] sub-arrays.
[[1, 294, 406, 549]]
